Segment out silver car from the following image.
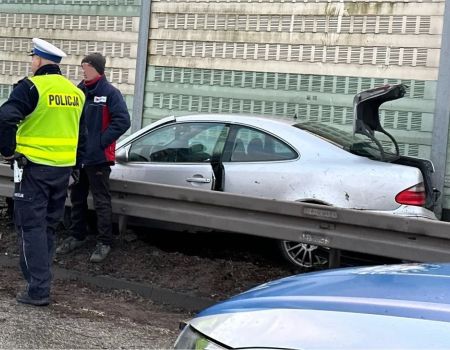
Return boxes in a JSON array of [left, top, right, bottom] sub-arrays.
[[113, 84, 438, 268]]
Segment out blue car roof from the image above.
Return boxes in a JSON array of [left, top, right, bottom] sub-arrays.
[[198, 263, 450, 322]]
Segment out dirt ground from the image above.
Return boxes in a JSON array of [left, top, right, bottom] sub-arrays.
[[56, 232, 294, 301], [0, 206, 295, 302]]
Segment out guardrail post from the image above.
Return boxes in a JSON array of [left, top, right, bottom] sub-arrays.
[[328, 248, 341, 268], [118, 215, 129, 243]]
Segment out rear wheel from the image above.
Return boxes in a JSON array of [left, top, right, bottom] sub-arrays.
[[277, 240, 330, 269]]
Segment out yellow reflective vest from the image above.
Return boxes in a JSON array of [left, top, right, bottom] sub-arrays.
[[15, 75, 85, 166]]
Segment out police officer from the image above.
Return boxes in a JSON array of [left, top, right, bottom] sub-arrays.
[[0, 38, 86, 306]]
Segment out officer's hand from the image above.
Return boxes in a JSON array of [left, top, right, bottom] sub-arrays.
[[71, 169, 80, 186]]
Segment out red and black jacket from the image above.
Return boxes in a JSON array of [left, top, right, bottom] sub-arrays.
[[78, 75, 130, 166]]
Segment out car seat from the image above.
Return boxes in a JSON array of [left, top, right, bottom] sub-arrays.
[[246, 137, 264, 160], [231, 138, 246, 161]]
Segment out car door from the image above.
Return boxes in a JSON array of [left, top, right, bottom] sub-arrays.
[[222, 125, 299, 199], [112, 122, 229, 189]]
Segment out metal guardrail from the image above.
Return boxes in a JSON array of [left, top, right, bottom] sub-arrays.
[[1, 163, 450, 263]]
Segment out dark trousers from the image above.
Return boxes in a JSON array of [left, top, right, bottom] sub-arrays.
[[13, 163, 71, 299], [70, 164, 112, 245]]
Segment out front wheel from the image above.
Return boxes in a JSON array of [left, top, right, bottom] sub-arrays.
[[277, 240, 330, 269]]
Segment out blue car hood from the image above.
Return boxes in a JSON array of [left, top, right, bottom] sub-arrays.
[[198, 263, 450, 322]]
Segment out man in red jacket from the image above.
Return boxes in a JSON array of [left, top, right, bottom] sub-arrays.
[[56, 53, 130, 262]]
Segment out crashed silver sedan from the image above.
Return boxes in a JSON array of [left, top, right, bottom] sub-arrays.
[[113, 84, 438, 268]]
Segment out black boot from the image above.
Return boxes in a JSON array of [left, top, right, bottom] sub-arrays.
[[16, 291, 50, 306]]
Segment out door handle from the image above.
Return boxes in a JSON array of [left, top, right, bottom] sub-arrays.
[[186, 177, 211, 183]]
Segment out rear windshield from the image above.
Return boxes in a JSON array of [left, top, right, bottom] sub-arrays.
[[293, 121, 399, 162]]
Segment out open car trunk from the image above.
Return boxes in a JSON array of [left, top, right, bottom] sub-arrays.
[[353, 84, 439, 210]]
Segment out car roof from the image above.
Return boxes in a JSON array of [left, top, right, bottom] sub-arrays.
[[198, 263, 450, 322], [175, 113, 297, 126]]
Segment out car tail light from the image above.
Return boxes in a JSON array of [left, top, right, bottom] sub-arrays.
[[395, 183, 426, 206]]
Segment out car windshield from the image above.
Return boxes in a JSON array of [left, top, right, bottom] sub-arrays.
[[293, 121, 400, 162]]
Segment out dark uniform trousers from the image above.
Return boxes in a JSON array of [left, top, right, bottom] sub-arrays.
[[69, 164, 113, 245], [14, 163, 71, 299]]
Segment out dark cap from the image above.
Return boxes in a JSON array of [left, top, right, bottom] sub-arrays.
[[81, 52, 106, 75]]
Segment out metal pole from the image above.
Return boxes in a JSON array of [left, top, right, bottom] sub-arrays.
[[131, 0, 152, 133], [430, 0, 450, 219]]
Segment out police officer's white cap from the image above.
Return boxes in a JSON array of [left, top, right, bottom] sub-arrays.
[[29, 38, 67, 63]]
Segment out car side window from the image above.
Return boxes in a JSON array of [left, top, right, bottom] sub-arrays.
[[231, 127, 297, 162], [129, 122, 227, 163]]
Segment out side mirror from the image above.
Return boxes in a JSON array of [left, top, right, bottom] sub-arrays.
[[115, 145, 130, 163]]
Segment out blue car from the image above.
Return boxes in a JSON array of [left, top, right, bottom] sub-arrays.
[[174, 263, 450, 349]]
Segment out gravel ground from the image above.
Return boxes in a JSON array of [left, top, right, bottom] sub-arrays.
[[0, 210, 296, 301], [0, 266, 188, 348]]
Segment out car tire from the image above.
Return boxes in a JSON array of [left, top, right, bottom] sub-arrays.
[[277, 240, 330, 269]]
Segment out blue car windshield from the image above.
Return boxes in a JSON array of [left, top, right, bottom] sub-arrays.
[[294, 121, 399, 162]]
